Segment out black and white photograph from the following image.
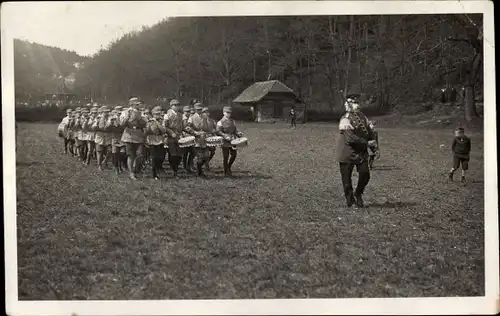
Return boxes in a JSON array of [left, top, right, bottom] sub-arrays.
[[2, 1, 498, 315]]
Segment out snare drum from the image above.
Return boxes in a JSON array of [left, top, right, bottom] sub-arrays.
[[206, 136, 223, 148], [178, 136, 195, 148], [230, 137, 248, 148]]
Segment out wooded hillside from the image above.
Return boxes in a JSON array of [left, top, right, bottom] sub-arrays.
[[14, 39, 90, 100], [72, 14, 483, 115]]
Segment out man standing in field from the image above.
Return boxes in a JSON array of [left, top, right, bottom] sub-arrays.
[[94, 106, 112, 171], [120, 97, 147, 180], [145, 106, 167, 180], [216, 106, 244, 177], [58, 108, 73, 155], [202, 107, 218, 171], [336, 94, 379, 208]]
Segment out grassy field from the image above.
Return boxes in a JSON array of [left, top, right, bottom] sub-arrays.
[[16, 122, 484, 300]]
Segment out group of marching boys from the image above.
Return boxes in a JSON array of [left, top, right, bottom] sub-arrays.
[[58, 97, 244, 180]]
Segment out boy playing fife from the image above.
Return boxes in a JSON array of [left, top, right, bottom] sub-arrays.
[[448, 127, 471, 183]]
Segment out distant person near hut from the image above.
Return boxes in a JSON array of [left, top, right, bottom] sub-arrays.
[[290, 107, 297, 129]]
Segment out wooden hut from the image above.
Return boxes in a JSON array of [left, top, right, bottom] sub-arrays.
[[233, 80, 303, 123]]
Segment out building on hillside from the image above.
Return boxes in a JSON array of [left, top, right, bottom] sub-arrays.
[[233, 80, 304, 123]]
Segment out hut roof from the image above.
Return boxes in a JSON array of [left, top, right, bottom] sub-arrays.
[[233, 80, 299, 103]]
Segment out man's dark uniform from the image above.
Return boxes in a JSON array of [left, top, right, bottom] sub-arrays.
[[336, 95, 378, 207]]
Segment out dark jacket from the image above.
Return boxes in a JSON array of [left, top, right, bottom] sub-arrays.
[[336, 111, 376, 164], [452, 135, 471, 158]]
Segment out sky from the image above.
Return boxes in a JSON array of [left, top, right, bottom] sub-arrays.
[[3, 2, 173, 57]]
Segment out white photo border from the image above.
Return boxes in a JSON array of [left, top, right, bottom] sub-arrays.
[[2, 1, 498, 315]]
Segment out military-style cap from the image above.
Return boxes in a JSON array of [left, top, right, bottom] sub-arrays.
[[170, 99, 180, 106], [143, 108, 151, 114], [183, 106, 191, 112], [346, 94, 360, 103], [129, 97, 142, 106], [90, 107, 98, 113], [82, 108, 90, 113], [202, 107, 210, 113], [66, 108, 73, 113], [100, 106, 110, 112], [75, 107, 81, 111], [114, 105, 123, 111], [193, 102, 203, 110], [223, 106, 232, 113], [152, 106, 162, 114], [86, 103, 92, 107]]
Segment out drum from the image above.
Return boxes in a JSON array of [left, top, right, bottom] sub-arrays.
[[230, 137, 248, 148], [206, 136, 223, 148], [178, 136, 195, 148], [57, 122, 65, 138]]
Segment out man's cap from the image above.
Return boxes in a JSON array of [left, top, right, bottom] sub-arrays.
[[82, 108, 90, 113], [194, 102, 203, 110], [346, 94, 360, 103], [86, 103, 92, 107], [152, 106, 163, 114], [223, 106, 232, 113], [183, 106, 191, 112], [170, 99, 180, 106], [66, 109, 73, 113], [143, 108, 151, 114], [202, 107, 210, 113], [129, 97, 142, 106], [114, 106, 123, 111], [75, 107, 81, 111], [90, 107, 98, 113], [100, 106, 110, 112]]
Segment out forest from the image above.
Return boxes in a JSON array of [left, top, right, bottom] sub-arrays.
[[15, 14, 483, 122]]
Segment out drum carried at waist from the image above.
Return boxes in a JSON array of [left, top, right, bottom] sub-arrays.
[[178, 136, 195, 148], [230, 137, 248, 148], [206, 136, 223, 148]]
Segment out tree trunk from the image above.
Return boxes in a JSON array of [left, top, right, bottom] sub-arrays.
[[343, 16, 354, 99], [464, 84, 478, 121]]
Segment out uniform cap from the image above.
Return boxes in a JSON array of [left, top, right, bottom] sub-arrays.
[[194, 102, 203, 110], [100, 106, 110, 112], [75, 107, 81, 111], [346, 94, 360, 103], [82, 108, 90, 113], [170, 99, 180, 106], [202, 107, 210, 113], [183, 106, 191, 112], [66, 109, 73, 113], [114, 106, 123, 111], [129, 97, 142, 106], [223, 106, 232, 113], [90, 107, 98, 113], [152, 106, 163, 114]]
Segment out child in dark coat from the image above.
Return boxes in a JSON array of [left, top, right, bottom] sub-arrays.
[[449, 127, 471, 183]]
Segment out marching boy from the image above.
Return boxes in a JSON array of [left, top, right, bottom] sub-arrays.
[[448, 127, 471, 183]]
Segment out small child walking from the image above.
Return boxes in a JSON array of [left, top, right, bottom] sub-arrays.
[[449, 127, 471, 183]]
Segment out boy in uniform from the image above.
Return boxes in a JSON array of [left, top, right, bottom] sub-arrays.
[[163, 99, 184, 177], [109, 106, 127, 174], [59, 109, 73, 154], [216, 106, 244, 177], [120, 97, 147, 180], [202, 107, 218, 171], [145, 106, 167, 180], [94, 106, 112, 171], [182, 105, 195, 173], [448, 127, 471, 183], [290, 107, 297, 129], [72, 108, 83, 159], [79, 108, 90, 164]]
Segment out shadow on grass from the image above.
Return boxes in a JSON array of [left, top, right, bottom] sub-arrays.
[[368, 201, 419, 208], [371, 165, 402, 171], [16, 161, 54, 166]]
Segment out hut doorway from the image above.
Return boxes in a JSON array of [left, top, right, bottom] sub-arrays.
[[273, 102, 283, 118]]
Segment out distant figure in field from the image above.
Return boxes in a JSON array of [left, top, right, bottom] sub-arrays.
[[449, 127, 471, 183], [290, 107, 297, 129], [367, 120, 380, 170], [336, 94, 379, 208]]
